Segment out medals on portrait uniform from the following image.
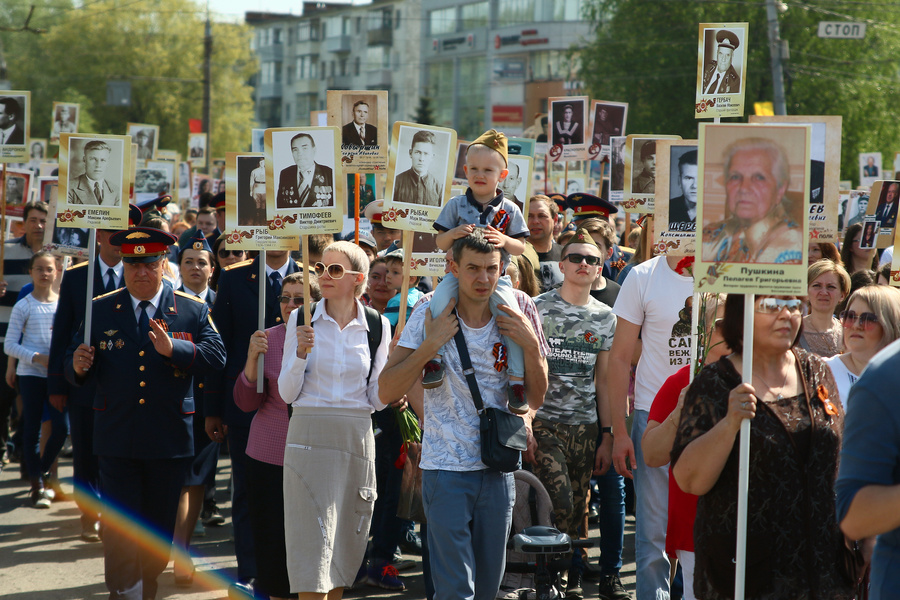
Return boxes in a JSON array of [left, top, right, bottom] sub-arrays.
[[314, 185, 333, 206]]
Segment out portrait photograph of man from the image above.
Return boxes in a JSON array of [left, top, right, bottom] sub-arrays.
[[50, 102, 78, 144], [701, 127, 808, 265], [66, 138, 123, 208], [859, 152, 882, 188], [341, 98, 378, 147], [551, 99, 585, 146], [610, 136, 626, 194], [874, 181, 899, 229], [188, 133, 206, 162], [499, 156, 532, 213], [631, 139, 657, 195], [5, 170, 30, 211], [452, 141, 470, 183], [274, 130, 335, 209], [590, 101, 627, 147], [134, 167, 169, 203], [845, 191, 869, 230], [128, 123, 159, 160], [667, 147, 699, 232], [700, 28, 743, 96], [391, 128, 447, 207], [238, 155, 267, 226], [0, 95, 27, 151]]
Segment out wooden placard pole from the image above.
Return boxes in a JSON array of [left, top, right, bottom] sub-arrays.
[[0, 163, 6, 280], [302, 235, 311, 328], [354, 173, 361, 244], [688, 291, 701, 384], [396, 230, 413, 336], [83, 229, 98, 345], [735, 294, 754, 600], [257, 249, 266, 393]]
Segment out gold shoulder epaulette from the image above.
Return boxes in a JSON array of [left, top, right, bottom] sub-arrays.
[[93, 289, 119, 300], [224, 259, 253, 271], [174, 290, 205, 303]]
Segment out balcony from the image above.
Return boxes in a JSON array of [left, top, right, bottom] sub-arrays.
[[367, 26, 392, 46], [293, 78, 320, 95], [325, 34, 352, 53], [366, 69, 392, 89], [326, 75, 354, 89]]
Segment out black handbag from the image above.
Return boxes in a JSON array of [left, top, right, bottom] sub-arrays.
[[453, 324, 526, 472]]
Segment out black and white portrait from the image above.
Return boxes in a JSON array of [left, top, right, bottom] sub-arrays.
[[499, 156, 532, 213], [238, 155, 267, 226], [127, 123, 159, 161], [667, 146, 698, 232], [271, 129, 336, 209], [341, 96, 379, 147], [50, 102, 78, 145], [390, 126, 452, 208], [0, 95, 27, 148], [700, 28, 744, 96], [188, 133, 207, 162], [551, 99, 585, 147], [591, 102, 627, 147], [66, 137, 125, 208]]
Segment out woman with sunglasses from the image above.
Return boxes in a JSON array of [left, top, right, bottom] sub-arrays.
[[799, 259, 850, 358], [825, 285, 900, 408], [234, 271, 320, 599], [671, 294, 852, 600], [278, 241, 394, 599], [210, 233, 247, 291]]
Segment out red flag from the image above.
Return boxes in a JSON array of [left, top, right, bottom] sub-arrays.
[[189, 119, 203, 133]]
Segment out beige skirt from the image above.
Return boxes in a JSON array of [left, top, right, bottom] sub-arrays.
[[283, 406, 376, 593]]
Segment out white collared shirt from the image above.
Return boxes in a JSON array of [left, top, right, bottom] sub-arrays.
[[278, 299, 390, 413], [130, 285, 165, 322], [99, 256, 123, 289], [265, 261, 289, 281], [0, 125, 14, 144]]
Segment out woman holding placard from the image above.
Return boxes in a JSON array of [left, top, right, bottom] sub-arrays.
[[671, 294, 852, 600]]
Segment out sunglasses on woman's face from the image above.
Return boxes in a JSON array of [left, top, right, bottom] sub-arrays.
[[563, 253, 602, 266], [755, 297, 803, 315], [277, 295, 304, 306], [314, 262, 362, 280], [839, 310, 881, 330], [218, 250, 243, 258]]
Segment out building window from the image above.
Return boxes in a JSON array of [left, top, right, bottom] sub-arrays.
[[366, 46, 390, 70], [273, 28, 282, 44], [298, 22, 310, 41], [426, 61, 454, 126], [461, 2, 489, 29], [395, 10, 401, 29], [497, 0, 536, 27], [310, 61, 317, 79], [339, 58, 347, 76], [429, 7, 456, 35], [354, 56, 361, 76], [552, 0, 583, 20], [285, 103, 291, 123], [530, 50, 569, 80], [320, 61, 326, 80], [274, 61, 283, 83]]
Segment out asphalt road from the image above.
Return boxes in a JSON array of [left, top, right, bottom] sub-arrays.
[[0, 454, 637, 599]]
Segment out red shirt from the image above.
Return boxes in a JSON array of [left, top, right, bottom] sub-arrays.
[[648, 364, 698, 556]]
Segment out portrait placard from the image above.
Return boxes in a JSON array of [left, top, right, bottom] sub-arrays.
[[383, 122, 457, 234], [224, 152, 297, 251], [211, 158, 226, 181], [192, 173, 212, 207], [156, 149, 177, 160], [188, 133, 207, 163], [345, 172, 377, 217], [548, 96, 588, 162], [310, 111, 327, 127], [750, 115, 842, 242], [134, 166, 170, 203], [409, 230, 445, 277], [265, 126, 344, 235], [588, 100, 627, 160], [4, 168, 32, 218], [859, 152, 882, 188], [696, 123, 810, 295], [50, 102, 78, 145], [452, 141, 470, 186], [859, 217, 878, 250], [623, 134, 682, 212], [251, 129, 265, 153], [507, 137, 535, 158], [58, 133, 130, 229], [501, 155, 533, 215], [177, 161, 191, 200], [327, 90, 389, 174], [0, 92, 30, 163], [42, 178, 90, 258], [843, 190, 869, 236], [863, 180, 899, 248], [654, 140, 698, 257], [127, 123, 159, 161], [145, 159, 175, 199], [609, 136, 627, 204], [695, 23, 749, 119]]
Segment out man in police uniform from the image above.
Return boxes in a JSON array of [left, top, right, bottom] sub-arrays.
[[49, 205, 141, 542], [66, 227, 225, 600], [701, 29, 741, 95], [204, 247, 299, 598]]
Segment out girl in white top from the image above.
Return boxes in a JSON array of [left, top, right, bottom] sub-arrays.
[[825, 285, 900, 409], [4, 251, 62, 508]]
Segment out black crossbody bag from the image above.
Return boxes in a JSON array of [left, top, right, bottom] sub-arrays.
[[453, 322, 526, 472]]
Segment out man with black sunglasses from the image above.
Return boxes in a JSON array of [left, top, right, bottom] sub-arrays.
[[204, 247, 300, 598], [530, 229, 621, 600]]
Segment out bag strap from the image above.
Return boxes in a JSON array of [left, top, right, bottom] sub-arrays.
[[452, 314, 485, 414]]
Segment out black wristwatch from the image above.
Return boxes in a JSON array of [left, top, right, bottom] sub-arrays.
[[601, 426, 613, 437]]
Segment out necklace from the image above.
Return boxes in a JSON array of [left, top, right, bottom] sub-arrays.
[[754, 360, 791, 401]]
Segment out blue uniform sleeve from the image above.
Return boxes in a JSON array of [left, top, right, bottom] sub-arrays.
[[169, 302, 226, 374], [48, 268, 83, 396], [204, 269, 235, 418]]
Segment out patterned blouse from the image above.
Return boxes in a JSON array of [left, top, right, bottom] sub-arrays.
[[671, 349, 853, 600]]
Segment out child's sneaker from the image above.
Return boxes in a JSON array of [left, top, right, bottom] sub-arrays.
[[507, 383, 528, 415], [422, 359, 444, 389]]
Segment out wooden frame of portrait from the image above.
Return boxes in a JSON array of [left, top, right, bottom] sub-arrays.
[[694, 23, 749, 119], [654, 140, 698, 257], [623, 134, 682, 213], [50, 102, 79, 146], [327, 90, 389, 174], [58, 133, 131, 229], [0, 91, 30, 163], [127, 122, 160, 161]]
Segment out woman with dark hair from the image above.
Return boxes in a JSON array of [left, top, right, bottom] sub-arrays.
[[671, 294, 853, 600], [836, 269, 876, 316], [841, 223, 879, 274], [808, 242, 841, 266], [210, 233, 246, 291]]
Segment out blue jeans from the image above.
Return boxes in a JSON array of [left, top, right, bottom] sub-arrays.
[[430, 273, 524, 378], [20, 375, 68, 481], [596, 462, 626, 575], [423, 469, 515, 600], [632, 410, 670, 600]]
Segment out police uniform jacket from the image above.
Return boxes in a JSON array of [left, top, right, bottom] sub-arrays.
[[65, 285, 225, 459], [48, 259, 115, 408], [177, 285, 215, 405], [205, 255, 299, 429]]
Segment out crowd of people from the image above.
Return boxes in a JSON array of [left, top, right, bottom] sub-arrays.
[[4, 127, 900, 600]]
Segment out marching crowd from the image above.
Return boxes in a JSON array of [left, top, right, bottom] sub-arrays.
[[3, 128, 900, 600]]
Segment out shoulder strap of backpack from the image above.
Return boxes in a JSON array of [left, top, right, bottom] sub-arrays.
[[363, 306, 383, 384]]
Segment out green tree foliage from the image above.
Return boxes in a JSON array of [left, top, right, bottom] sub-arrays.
[[579, 0, 900, 181], [1, 0, 257, 159], [413, 96, 436, 126]]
